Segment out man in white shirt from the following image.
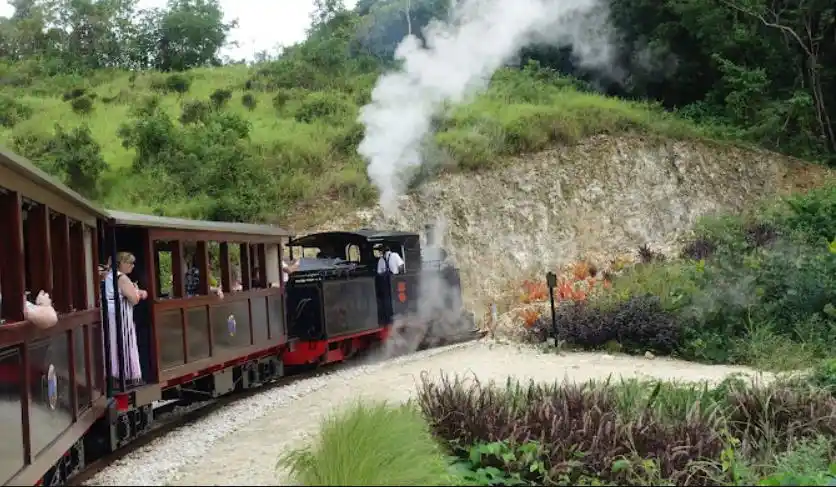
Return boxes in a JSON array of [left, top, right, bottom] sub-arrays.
[[376, 244, 405, 275]]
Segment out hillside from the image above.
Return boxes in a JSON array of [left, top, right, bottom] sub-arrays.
[[0, 0, 833, 229], [0, 63, 727, 226]]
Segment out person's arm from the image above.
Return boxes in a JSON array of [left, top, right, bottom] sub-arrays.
[[117, 274, 142, 305], [209, 286, 225, 298], [393, 253, 405, 272]]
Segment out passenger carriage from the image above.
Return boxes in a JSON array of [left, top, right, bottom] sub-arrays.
[[101, 210, 295, 450], [0, 148, 107, 486]]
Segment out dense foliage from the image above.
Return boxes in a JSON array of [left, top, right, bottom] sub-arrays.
[[0, 0, 832, 223], [418, 373, 836, 486], [520, 185, 836, 370]]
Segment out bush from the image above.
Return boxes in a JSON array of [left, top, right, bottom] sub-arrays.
[[165, 73, 191, 94], [49, 124, 107, 198], [62, 87, 87, 101], [209, 88, 232, 109], [293, 91, 354, 124], [418, 374, 836, 486], [179, 100, 211, 125], [241, 92, 257, 110], [681, 236, 717, 260], [70, 95, 95, 114], [272, 89, 294, 110], [529, 296, 681, 355], [781, 186, 836, 244], [280, 401, 455, 486], [0, 95, 34, 128], [419, 374, 725, 485]]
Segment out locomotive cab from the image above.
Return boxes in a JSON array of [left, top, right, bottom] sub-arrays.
[[285, 229, 474, 353], [284, 230, 418, 342]]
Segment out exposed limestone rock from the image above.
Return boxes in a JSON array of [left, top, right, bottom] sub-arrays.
[[316, 134, 832, 319]]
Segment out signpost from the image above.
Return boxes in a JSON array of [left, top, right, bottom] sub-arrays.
[[546, 272, 558, 340]]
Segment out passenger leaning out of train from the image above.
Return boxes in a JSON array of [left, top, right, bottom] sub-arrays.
[[0, 277, 57, 328], [106, 252, 147, 387], [376, 244, 405, 275], [24, 290, 59, 329]]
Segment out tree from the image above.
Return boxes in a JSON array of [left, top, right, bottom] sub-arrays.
[[155, 0, 235, 71], [721, 0, 835, 155], [50, 124, 107, 198]]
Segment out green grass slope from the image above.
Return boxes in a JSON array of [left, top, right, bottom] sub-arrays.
[[0, 62, 727, 224]]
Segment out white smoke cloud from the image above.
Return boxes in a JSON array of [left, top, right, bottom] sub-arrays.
[[357, 0, 617, 217]]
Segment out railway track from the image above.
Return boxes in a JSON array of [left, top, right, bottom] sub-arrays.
[[71, 364, 345, 486], [71, 329, 485, 486]]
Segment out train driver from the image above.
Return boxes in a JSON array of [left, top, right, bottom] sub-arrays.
[[375, 244, 405, 275]]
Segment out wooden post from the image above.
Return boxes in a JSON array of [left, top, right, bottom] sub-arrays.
[[256, 244, 267, 288], [50, 213, 72, 313], [26, 203, 52, 297], [172, 241, 185, 298], [239, 243, 251, 291], [70, 221, 88, 311], [196, 241, 209, 296], [219, 243, 232, 293], [143, 230, 160, 382], [0, 190, 25, 322]]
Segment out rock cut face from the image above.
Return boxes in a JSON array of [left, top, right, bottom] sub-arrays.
[[320, 134, 831, 315]]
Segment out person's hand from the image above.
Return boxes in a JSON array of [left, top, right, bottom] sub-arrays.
[[138, 289, 148, 300]]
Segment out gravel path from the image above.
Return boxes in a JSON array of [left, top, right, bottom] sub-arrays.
[[85, 341, 767, 486]]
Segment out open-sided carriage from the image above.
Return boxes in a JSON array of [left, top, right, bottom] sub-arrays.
[[0, 138, 479, 487], [0, 149, 107, 486], [282, 229, 476, 365]]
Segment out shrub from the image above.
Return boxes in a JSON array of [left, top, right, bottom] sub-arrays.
[[280, 401, 455, 486], [419, 374, 836, 486], [165, 73, 191, 95], [61, 87, 87, 101], [0, 95, 34, 127], [637, 244, 665, 263], [272, 89, 293, 110], [179, 100, 211, 125], [529, 296, 681, 355], [241, 92, 257, 110], [70, 95, 94, 114], [520, 280, 548, 303], [418, 374, 726, 485], [781, 186, 836, 243], [809, 359, 836, 394], [681, 236, 718, 260], [209, 88, 232, 109], [294, 91, 354, 124], [744, 222, 779, 249]]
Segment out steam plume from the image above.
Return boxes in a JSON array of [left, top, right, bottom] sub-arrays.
[[358, 0, 616, 217], [369, 217, 472, 361]]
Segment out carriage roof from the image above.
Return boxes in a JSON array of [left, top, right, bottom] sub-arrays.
[[107, 210, 294, 237], [0, 147, 108, 218], [288, 229, 420, 248]]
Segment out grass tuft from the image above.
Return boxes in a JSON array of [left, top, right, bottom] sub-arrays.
[[279, 401, 456, 486]]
